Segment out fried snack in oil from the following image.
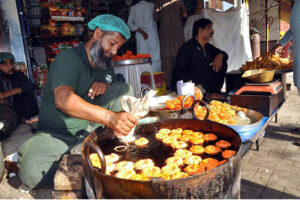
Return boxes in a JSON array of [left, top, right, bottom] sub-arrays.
[[130, 174, 150, 181], [165, 156, 184, 166], [134, 159, 155, 170], [89, 153, 116, 175], [105, 153, 120, 163], [89, 153, 101, 167], [182, 129, 193, 136], [142, 166, 161, 178], [178, 135, 192, 142], [174, 149, 193, 158], [204, 133, 218, 142], [115, 161, 135, 171], [152, 173, 171, 180], [134, 137, 149, 147], [115, 169, 136, 179], [189, 137, 205, 145], [189, 145, 205, 155], [183, 155, 202, 165], [192, 131, 204, 138], [171, 128, 183, 134], [202, 158, 219, 171], [162, 136, 178, 146], [159, 128, 171, 135], [155, 132, 169, 141], [219, 160, 227, 166], [184, 164, 205, 175], [169, 132, 182, 139], [215, 140, 231, 149], [222, 150, 236, 159], [161, 164, 181, 176], [171, 172, 190, 179], [90, 153, 116, 175], [204, 145, 221, 155], [171, 141, 188, 149]]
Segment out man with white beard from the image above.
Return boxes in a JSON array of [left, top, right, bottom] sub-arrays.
[[18, 14, 137, 189]]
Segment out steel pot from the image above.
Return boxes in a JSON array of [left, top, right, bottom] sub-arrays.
[[82, 107, 242, 199]]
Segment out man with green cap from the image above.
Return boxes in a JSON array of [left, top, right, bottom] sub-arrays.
[[0, 52, 39, 138], [18, 14, 137, 189]]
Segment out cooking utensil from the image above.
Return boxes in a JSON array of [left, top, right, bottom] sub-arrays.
[[82, 117, 242, 199], [111, 58, 151, 67], [242, 69, 276, 83]]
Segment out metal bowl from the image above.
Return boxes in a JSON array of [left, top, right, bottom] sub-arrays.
[[242, 69, 276, 83]]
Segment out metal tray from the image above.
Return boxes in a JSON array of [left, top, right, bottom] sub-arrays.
[[226, 108, 263, 132], [111, 58, 151, 67]]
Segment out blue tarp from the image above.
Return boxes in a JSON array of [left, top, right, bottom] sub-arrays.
[[238, 107, 279, 142], [238, 117, 268, 142]]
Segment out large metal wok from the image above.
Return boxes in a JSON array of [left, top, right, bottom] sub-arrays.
[[81, 102, 242, 199]]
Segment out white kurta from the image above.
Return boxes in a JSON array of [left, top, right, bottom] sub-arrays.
[[279, 0, 300, 89], [127, 1, 161, 72]]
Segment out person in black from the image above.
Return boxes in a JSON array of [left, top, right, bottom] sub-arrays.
[[0, 52, 39, 126], [172, 18, 228, 100]]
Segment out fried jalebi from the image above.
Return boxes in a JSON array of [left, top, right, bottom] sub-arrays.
[[204, 145, 221, 155], [161, 164, 181, 176], [174, 149, 193, 158], [183, 155, 202, 165], [165, 156, 184, 166], [202, 158, 219, 171], [195, 100, 247, 125], [189, 145, 205, 155], [184, 164, 205, 175], [134, 159, 155, 170], [171, 172, 190, 179], [222, 150, 236, 159], [134, 137, 149, 147], [215, 140, 231, 149]]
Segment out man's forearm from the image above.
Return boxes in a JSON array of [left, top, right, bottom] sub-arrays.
[[2, 88, 22, 98], [55, 88, 113, 127]]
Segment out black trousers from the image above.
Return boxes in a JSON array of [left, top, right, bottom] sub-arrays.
[[14, 91, 39, 120], [202, 61, 228, 94]]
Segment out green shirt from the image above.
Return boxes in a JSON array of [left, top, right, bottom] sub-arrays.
[[38, 44, 115, 136]]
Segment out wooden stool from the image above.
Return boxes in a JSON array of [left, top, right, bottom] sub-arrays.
[[52, 154, 84, 199]]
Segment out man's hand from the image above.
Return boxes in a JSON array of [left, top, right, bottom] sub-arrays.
[[88, 82, 109, 99], [136, 28, 148, 40], [212, 54, 223, 72], [108, 112, 137, 136], [273, 44, 283, 55], [0, 92, 6, 104]]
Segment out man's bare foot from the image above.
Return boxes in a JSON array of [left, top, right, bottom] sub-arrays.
[[23, 116, 38, 124]]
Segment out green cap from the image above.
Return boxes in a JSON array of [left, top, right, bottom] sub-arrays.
[[0, 52, 15, 63], [88, 14, 131, 40]]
